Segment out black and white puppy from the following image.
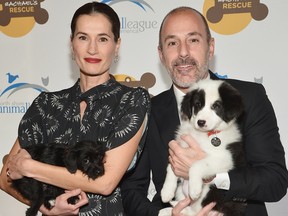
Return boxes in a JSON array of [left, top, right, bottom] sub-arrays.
[[12, 140, 106, 216], [160, 79, 246, 216]]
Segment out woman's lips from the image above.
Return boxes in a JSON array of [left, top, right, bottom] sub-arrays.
[[84, 58, 101, 63]]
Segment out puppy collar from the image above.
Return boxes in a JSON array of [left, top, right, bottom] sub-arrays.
[[207, 130, 222, 147], [207, 130, 221, 137]]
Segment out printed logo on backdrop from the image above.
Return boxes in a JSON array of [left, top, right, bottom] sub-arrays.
[[100, 0, 157, 33], [203, 0, 268, 35], [101, 0, 154, 12], [0, 0, 48, 37], [0, 71, 155, 114], [114, 72, 156, 97], [0, 72, 49, 114], [215, 72, 263, 84]]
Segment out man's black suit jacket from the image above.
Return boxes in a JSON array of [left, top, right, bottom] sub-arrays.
[[121, 72, 288, 216]]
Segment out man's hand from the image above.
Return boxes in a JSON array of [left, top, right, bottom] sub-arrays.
[[40, 189, 88, 216], [172, 198, 223, 216], [169, 135, 206, 179], [171, 198, 192, 216]]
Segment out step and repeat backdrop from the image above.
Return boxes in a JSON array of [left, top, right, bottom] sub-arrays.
[[1, 0, 287, 215]]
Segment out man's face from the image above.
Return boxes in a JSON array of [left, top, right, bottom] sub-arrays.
[[158, 10, 214, 92]]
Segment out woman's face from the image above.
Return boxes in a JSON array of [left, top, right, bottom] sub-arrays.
[[71, 14, 120, 77]]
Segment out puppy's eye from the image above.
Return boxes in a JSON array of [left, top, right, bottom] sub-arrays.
[[83, 158, 90, 164], [212, 101, 221, 110], [194, 101, 201, 108]]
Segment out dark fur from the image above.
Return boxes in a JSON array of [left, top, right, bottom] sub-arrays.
[[182, 81, 247, 215], [201, 140, 247, 216], [12, 140, 105, 216]]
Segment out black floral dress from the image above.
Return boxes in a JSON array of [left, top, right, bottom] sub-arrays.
[[18, 78, 151, 216]]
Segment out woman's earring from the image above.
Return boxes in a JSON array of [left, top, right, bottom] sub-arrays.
[[71, 53, 75, 61], [114, 55, 119, 63]]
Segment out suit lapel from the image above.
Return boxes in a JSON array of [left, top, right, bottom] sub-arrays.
[[153, 87, 180, 151], [209, 71, 219, 80]]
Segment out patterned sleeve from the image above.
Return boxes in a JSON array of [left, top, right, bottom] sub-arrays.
[[107, 87, 151, 170], [18, 92, 47, 147]]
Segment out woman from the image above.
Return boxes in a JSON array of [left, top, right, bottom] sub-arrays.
[[0, 2, 150, 215]]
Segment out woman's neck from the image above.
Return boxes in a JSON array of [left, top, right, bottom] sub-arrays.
[[79, 73, 110, 92]]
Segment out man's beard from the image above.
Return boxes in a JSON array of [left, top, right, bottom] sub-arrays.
[[169, 55, 209, 89]]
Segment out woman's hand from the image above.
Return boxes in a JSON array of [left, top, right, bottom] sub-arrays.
[[169, 135, 206, 179], [6, 148, 32, 180], [40, 189, 89, 216]]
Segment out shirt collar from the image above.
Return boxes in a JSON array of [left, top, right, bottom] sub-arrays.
[[173, 85, 185, 113]]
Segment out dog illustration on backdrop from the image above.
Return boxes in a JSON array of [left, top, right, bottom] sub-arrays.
[[159, 79, 246, 216], [12, 140, 106, 216]]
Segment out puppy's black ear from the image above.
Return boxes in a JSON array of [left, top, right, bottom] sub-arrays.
[[181, 90, 196, 120], [63, 147, 78, 174], [219, 82, 244, 122]]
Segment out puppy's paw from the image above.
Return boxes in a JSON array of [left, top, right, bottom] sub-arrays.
[[189, 180, 202, 200], [161, 188, 175, 203], [67, 195, 79, 205], [158, 207, 172, 216], [169, 200, 179, 207], [189, 188, 202, 200], [44, 197, 55, 209]]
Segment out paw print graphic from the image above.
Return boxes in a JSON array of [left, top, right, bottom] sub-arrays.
[[114, 72, 156, 97]]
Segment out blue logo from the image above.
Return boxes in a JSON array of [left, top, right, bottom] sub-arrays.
[[214, 72, 263, 84], [100, 0, 157, 33], [0, 72, 49, 98], [214, 72, 228, 79], [0, 72, 49, 114], [101, 0, 154, 12]]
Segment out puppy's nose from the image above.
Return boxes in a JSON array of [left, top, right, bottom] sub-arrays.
[[197, 120, 206, 127]]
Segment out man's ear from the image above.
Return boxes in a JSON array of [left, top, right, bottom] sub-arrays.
[[208, 37, 215, 60], [158, 46, 164, 64]]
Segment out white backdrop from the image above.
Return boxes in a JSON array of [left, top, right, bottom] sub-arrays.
[[0, 0, 287, 215]]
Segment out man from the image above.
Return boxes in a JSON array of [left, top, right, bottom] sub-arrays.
[[121, 6, 288, 216]]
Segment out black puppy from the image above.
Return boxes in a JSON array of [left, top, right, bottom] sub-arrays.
[[12, 140, 105, 216]]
